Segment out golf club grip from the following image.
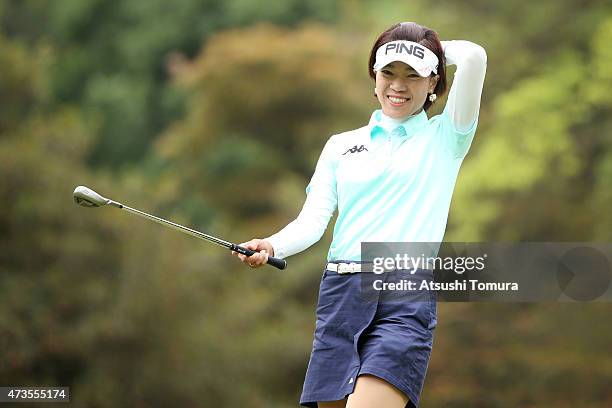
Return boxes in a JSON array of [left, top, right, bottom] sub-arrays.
[[232, 244, 287, 270]]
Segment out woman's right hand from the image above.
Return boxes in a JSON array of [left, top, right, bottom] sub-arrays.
[[232, 238, 275, 269]]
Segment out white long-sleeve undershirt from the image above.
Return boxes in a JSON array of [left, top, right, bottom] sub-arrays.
[[265, 40, 487, 259], [441, 40, 487, 132]]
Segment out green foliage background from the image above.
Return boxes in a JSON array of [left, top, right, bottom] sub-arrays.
[[1, 0, 611, 406]]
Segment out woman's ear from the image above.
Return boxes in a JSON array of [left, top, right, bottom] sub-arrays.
[[429, 74, 440, 92]]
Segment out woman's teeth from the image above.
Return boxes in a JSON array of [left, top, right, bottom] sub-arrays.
[[388, 96, 408, 104]]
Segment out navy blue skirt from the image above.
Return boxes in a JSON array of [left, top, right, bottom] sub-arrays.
[[300, 265, 437, 408]]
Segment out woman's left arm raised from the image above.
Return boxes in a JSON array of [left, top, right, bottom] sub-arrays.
[[441, 40, 487, 133]]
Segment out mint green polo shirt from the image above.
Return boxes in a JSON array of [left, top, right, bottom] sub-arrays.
[[306, 108, 478, 261]]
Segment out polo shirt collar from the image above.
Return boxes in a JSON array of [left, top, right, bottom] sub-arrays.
[[368, 109, 429, 141]]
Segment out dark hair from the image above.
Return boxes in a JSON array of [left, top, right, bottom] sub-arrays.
[[368, 22, 447, 112]]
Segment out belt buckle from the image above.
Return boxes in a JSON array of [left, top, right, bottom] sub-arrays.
[[338, 262, 359, 274]]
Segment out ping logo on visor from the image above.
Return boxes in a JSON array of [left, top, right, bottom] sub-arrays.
[[373, 40, 439, 77], [385, 42, 426, 59]]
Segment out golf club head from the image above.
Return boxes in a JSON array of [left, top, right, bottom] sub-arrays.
[[73, 186, 110, 207]]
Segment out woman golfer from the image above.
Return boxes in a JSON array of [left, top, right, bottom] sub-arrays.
[[234, 22, 486, 408]]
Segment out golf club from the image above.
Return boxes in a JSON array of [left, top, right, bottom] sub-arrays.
[[73, 185, 287, 270]]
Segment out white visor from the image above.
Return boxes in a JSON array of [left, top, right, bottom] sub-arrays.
[[373, 40, 439, 77]]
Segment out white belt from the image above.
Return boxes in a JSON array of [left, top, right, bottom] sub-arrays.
[[326, 262, 371, 274], [326, 261, 420, 274]]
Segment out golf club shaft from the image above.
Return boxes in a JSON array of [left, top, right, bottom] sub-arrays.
[[119, 202, 230, 247], [112, 200, 287, 270]]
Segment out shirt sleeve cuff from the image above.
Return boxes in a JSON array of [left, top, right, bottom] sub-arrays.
[[264, 235, 286, 260]]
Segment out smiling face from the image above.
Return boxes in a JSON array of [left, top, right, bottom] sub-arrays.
[[375, 62, 439, 119]]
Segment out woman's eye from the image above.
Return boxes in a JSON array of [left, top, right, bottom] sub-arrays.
[[381, 70, 393, 76]]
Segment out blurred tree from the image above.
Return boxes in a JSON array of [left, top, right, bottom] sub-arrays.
[[447, 16, 612, 242], [0, 32, 123, 390], [1, 0, 340, 169], [0, 30, 311, 407], [155, 23, 371, 233]]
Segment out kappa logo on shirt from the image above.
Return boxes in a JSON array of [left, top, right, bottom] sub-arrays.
[[342, 144, 369, 155]]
